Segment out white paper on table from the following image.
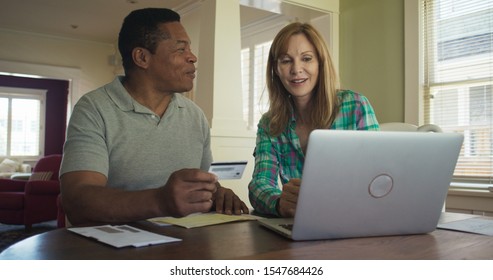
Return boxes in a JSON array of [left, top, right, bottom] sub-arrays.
[[68, 224, 181, 248], [437, 217, 493, 236]]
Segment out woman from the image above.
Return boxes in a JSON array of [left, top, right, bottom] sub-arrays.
[[248, 22, 379, 217]]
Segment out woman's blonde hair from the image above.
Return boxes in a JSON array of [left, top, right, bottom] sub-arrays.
[[265, 22, 339, 136]]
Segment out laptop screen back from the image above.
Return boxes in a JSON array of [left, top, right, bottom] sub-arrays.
[[288, 130, 463, 240]]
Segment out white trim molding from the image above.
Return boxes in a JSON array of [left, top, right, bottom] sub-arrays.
[[0, 60, 81, 117]]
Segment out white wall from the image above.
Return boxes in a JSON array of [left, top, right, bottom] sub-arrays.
[[0, 28, 116, 106]]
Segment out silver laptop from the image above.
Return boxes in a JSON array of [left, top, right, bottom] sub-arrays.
[[258, 130, 464, 241]]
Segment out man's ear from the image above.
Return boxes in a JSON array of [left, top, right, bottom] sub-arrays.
[[132, 47, 150, 69]]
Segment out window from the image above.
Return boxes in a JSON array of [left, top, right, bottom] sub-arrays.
[[0, 87, 46, 157], [241, 41, 271, 130], [422, 0, 493, 186], [241, 15, 288, 130]]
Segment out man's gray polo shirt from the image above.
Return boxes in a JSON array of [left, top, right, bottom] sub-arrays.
[[60, 76, 212, 191]]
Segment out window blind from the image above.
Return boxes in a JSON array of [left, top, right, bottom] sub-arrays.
[[0, 89, 44, 157], [422, 0, 493, 186]]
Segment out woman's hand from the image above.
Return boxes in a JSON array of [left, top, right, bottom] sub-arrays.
[[277, 178, 301, 217]]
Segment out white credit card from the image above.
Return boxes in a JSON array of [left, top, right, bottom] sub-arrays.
[[208, 161, 248, 180]]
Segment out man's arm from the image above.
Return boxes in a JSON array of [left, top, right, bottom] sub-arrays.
[[61, 169, 218, 225]]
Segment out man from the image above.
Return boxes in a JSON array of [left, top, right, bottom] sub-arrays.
[[60, 8, 248, 226]]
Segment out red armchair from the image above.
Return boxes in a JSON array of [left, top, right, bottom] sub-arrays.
[[0, 154, 62, 231]]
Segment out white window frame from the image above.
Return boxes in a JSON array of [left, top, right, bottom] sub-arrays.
[[0, 86, 46, 159]]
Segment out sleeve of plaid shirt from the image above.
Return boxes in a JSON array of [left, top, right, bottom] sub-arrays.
[[332, 90, 380, 130], [354, 91, 379, 130], [248, 116, 285, 216]]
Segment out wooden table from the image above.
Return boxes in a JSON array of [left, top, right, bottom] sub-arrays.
[[1, 212, 492, 260]]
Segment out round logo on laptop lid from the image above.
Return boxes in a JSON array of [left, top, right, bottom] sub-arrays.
[[368, 174, 394, 198]]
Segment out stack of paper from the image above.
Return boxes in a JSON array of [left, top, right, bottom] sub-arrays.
[[149, 213, 259, 229]]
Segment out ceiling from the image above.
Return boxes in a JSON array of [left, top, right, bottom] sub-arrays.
[[0, 0, 277, 44]]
